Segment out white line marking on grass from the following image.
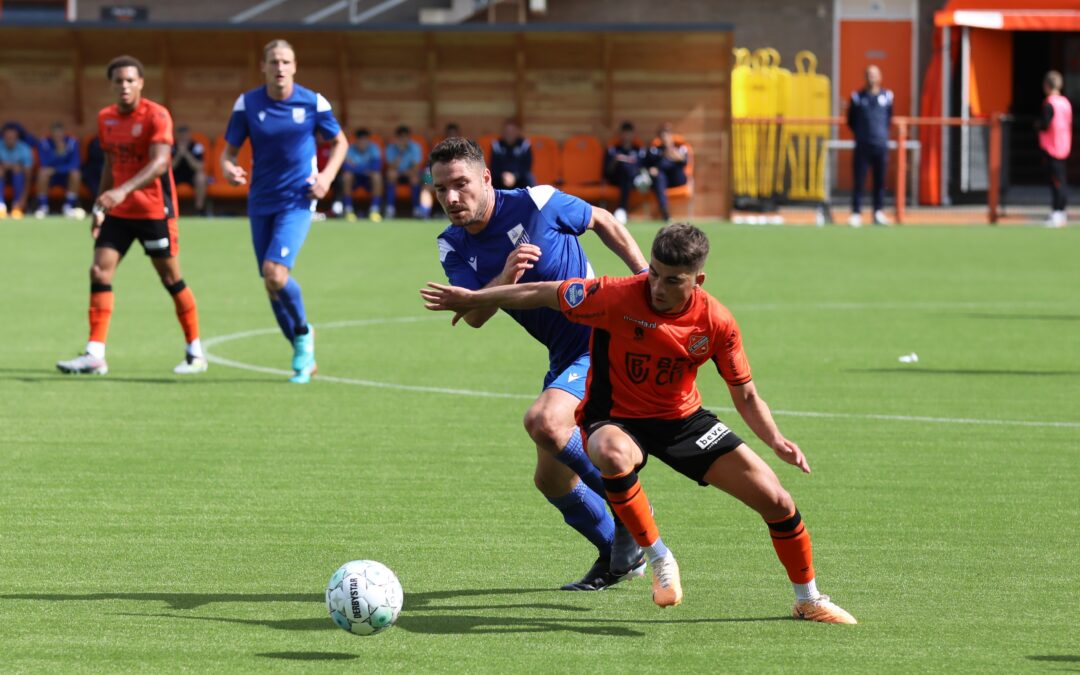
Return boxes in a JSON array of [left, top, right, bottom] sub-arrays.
[[204, 316, 1080, 429]]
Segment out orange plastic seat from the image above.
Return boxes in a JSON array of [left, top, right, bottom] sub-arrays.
[[560, 134, 616, 203], [528, 135, 560, 186]]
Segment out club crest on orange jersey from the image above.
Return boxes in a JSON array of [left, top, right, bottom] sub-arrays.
[[688, 334, 709, 356]]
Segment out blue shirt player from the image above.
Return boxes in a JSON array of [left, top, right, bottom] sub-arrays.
[[221, 39, 347, 383], [430, 137, 650, 591]]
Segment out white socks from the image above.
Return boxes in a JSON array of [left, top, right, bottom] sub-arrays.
[[187, 338, 204, 358], [86, 341, 106, 359], [794, 578, 820, 602]]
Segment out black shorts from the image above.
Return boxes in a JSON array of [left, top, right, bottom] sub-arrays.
[[95, 215, 178, 259], [584, 408, 744, 486]]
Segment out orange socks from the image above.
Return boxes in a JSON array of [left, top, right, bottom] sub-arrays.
[[88, 284, 114, 344], [767, 509, 815, 584], [166, 280, 200, 343], [602, 469, 659, 547]]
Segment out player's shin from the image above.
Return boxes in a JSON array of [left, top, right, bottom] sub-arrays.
[[277, 277, 308, 336], [87, 283, 114, 357], [602, 470, 667, 560], [166, 280, 201, 353], [269, 299, 295, 342], [547, 481, 614, 555], [766, 509, 818, 599]]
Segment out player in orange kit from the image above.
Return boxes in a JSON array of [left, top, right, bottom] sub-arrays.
[[421, 222, 856, 623], [57, 55, 205, 376]]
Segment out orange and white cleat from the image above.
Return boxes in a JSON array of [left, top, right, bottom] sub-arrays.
[[650, 553, 683, 608], [792, 594, 857, 624]]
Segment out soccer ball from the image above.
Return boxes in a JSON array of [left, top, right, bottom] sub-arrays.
[[325, 560, 403, 636]]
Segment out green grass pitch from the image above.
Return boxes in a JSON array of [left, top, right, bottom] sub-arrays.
[[1, 216, 1077, 672]]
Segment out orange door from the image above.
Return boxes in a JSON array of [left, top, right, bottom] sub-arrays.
[[837, 20, 912, 192]]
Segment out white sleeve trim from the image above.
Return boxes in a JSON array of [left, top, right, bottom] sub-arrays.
[[232, 94, 246, 112], [437, 237, 454, 263], [527, 185, 556, 211], [316, 93, 332, 113]]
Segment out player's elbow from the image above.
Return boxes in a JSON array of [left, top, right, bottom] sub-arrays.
[[462, 312, 489, 329]]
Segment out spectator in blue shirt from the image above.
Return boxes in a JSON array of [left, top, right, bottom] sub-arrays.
[[490, 119, 534, 189], [0, 123, 34, 219], [335, 128, 384, 222], [605, 121, 643, 224], [34, 122, 83, 217], [847, 65, 894, 226], [385, 124, 426, 219]]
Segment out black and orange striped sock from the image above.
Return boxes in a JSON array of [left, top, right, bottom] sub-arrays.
[[602, 469, 659, 548], [767, 509, 815, 584], [88, 283, 114, 345], [166, 280, 200, 343]]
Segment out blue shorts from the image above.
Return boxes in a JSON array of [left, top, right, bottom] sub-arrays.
[[46, 170, 75, 187], [250, 209, 312, 271], [349, 172, 375, 191], [543, 353, 590, 400]]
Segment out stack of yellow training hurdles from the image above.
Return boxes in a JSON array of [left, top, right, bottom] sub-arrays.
[[732, 48, 831, 213]]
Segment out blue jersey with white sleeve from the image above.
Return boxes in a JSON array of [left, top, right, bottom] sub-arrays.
[[437, 186, 595, 376], [224, 83, 341, 216]]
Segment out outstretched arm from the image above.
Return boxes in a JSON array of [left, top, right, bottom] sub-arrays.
[[455, 243, 544, 329], [728, 380, 810, 473], [587, 207, 648, 274], [421, 280, 561, 325]]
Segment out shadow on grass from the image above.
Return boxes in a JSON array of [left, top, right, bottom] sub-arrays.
[[848, 368, 1079, 377], [258, 651, 358, 661], [1028, 655, 1080, 662], [3, 589, 789, 637]]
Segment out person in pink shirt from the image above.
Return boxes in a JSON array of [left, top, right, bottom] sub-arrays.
[[1037, 70, 1072, 228]]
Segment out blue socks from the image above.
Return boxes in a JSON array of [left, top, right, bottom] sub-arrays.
[[555, 428, 606, 498], [11, 172, 24, 205], [548, 481, 614, 555], [276, 277, 307, 337], [269, 299, 295, 342], [268, 277, 307, 342]]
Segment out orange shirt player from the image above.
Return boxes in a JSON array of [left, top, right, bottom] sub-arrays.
[[422, 222, 857, 623], [57, 55, 205, 376]]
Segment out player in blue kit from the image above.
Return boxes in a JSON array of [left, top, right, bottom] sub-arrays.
[[430, 137, 650, 590], [221, 39, 348, 383]]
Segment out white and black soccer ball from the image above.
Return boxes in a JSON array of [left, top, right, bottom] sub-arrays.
[[325, 560, 403, 636]]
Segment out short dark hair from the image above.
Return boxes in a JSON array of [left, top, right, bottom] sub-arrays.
[[444, 122, 461, 134], [620, 121, 634, 132], [651, 222, 709, 271], [106, 55, 144, 80], [176, 124, 190, 133], [395, 124, 411, 136], [429, 137, 486, 169], [1, 123, 18, 136], [354, 127, 369, 138]]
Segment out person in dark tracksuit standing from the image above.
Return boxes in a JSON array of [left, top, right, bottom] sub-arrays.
[[847, 65, 893, 226]]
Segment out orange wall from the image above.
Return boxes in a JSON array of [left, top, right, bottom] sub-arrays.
[[969, 28, 1013, 116]]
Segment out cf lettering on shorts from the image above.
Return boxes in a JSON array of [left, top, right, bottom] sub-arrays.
[[695, 422, 731, 450], [144, 237, 170, 251]]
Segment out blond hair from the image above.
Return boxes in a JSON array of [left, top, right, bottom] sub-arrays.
[[262, 39, 295, 62]]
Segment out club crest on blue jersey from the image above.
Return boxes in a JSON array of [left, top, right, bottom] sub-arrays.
[[564, 281, 586, 308], [293, 108, 306, 124]]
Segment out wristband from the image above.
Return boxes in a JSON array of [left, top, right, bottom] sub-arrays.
[[637, 267, 649, 275]]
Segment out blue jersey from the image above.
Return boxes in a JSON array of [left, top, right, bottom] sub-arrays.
[[386, 141, 421, 171], [38, 135, 80, 172], [847, 88, 894, 147], [437, 186, 595, 375], [0, 140, 33, 168], [345, 143, 381, 173], [225, 83, 342, 215]]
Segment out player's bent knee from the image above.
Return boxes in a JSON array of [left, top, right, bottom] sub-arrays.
[[522, 406, 567, 449], [89, 264, 113, 285], [590, 436, 635, 473], [262, 262, 289, 291]]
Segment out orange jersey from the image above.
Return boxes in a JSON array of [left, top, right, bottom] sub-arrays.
[[558, 275, 752, 421], [97, 98, 178, 220]]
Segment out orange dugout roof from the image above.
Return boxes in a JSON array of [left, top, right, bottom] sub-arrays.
[[935, 0, 1080, 30]]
